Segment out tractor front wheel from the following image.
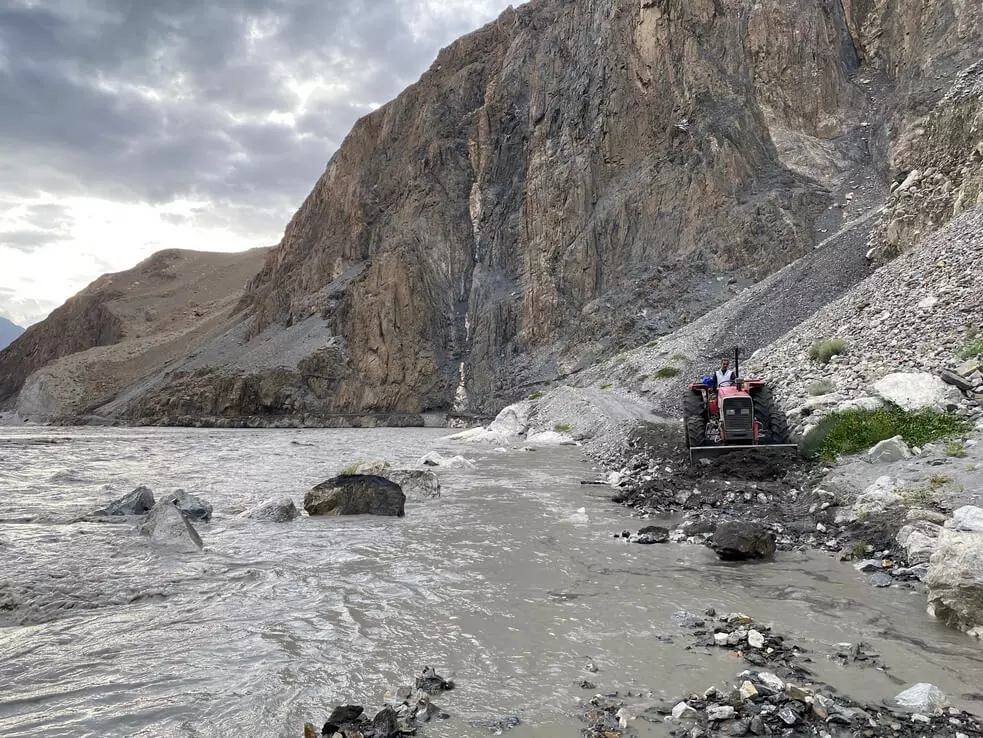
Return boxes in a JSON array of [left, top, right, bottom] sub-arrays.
[[684, 390, 706, 449]]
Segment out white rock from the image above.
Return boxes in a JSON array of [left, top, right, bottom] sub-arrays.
[[418, 451, 475, 468], [739, 681, 759, 700], [851, 476, 902, 519], [486, 402, 531, 437], [708, 706, 736, 721], [758, 672, 785, 692], [897, 169, 922, 192], [873, 372, 962, 411], [354, 459, 391, 475], [747, 629, 765, 648], [867, 435, 912, 463], [526, 430, 573, 445], [671, 702, 698, 721], [946, 506, 983, 533], [897, 521, 943, 565], [927, 529, 983, 634], [917, 295, 939, 309], [714, 632, 730, 646], [894, 683, 949, 715]]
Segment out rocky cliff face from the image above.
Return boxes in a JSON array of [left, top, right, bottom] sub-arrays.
[[0, 249, 268, 421], [13, 0, 983, 424]]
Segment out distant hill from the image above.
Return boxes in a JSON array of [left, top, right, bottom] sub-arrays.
[[0, 317, 24, 350], [0, 247, 269, 419]]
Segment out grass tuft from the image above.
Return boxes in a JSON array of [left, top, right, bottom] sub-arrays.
[[804, 405, 972, 461], [528, 391, 543, 401], [655, 366, 680, 379], [553, 423, 572, 433], [945, 440, 967, 458], [809, 338, 848, 364]]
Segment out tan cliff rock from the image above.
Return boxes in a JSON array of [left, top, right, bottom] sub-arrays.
[[8, 0, 983, 424], [0, 248, 268, 421]]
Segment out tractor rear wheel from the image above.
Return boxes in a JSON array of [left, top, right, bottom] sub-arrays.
[[684, 390, 706, 449], [753, 387, 791, 444]]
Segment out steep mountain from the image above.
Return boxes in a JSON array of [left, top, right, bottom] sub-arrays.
[[9, 0, 983, 425], [0, 317, 23, 351], [0, 248, 268, 421]]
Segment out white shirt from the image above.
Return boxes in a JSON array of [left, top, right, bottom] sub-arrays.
[[716, 369, 735, 387]]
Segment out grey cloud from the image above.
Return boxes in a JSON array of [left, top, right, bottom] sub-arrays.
[[0, 229, 65, 252]]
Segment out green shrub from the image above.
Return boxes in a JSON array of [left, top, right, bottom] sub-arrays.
[[807, 405, 972, 461], [528, 391, 543, 401], [850, 541, 871, 560], [808, 338, 848, 364], [945, 440, 967, 458], [958, 337, 983, 360], [339, 460, 365, 475], [655, 366, 680, 379], [807, 379, 835, 396], [554, 423, 572, 433], [599, 383, 612, 390]]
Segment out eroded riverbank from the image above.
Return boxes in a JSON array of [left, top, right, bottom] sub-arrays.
[[0, 427, 980, 737]]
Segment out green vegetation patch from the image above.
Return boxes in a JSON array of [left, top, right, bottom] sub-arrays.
[[808, 338, 848, 364], [528, 391, 544, 401], [339, 460, 366, 475], [805, 405, 972, 461], [553, 423, 572, 433], [655, 366, 680, 379], [599, 383, 612, 390], [958, 337, 983, 360]]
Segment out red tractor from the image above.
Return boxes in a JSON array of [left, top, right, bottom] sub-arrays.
[[684, 350, 796, 462]]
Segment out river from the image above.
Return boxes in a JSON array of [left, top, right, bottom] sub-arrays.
[[0, 427, 980, 737]]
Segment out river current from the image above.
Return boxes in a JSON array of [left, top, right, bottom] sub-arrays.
[[0, 427, 981, 737]]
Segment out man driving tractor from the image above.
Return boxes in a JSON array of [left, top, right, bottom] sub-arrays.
[[714, 358, 737, 388]]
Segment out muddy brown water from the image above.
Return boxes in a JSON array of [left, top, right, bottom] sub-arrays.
[[0, 427, 980, 737]]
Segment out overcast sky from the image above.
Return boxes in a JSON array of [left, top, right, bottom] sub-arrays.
[[0, 0, 519, 327]]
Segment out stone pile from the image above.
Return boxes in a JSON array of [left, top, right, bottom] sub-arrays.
[[584, 613, 982, 738], [304, 666, 457, 737]]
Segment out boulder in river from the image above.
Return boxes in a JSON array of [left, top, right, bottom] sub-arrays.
[[166, 489, 212, 522], [630, 525, 669, 544], [380, 469, 440, 500], [711, 522, 776, 560], [96, 485, 155, 516], [138, 499, 203, 552], [239, 497, 299, 522], [305, 475, 405, 517]]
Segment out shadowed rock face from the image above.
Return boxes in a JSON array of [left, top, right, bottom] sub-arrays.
[[8, 0, 982, 424]]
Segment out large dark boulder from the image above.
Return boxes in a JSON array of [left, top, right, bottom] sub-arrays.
[[304, 475, 405, 517], [711, 522, 776, 561], [96, 485, 155, 516]]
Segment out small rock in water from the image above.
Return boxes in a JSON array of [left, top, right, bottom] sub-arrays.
[[415, 665, 454, 695], [672, 702, 699, 721], [239, 497, 299, 522], [631, 525, 670, 544], [747, 629, 765, 648], [739, 681, 758, 700]]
